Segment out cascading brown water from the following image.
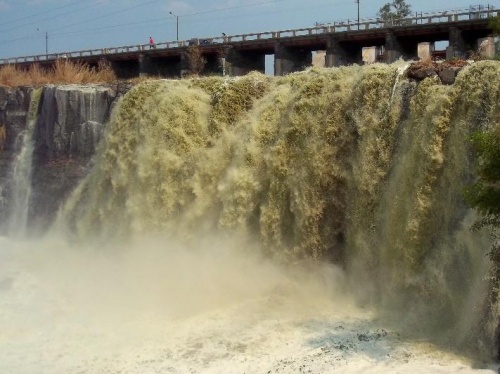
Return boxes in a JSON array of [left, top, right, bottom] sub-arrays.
[[49, 61, 500, 362]]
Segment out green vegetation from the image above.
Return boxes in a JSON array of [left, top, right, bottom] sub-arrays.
[[0, 59, 116, 87], [465, 125, 500, 260], [489, 15, 500, 35], [488, 16, 500, 59], [378, 0, 412, 25]]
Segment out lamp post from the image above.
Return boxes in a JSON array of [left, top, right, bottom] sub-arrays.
[[37, 28, 48, 57], [169, 11, 179, 41], [355, 0, 360, 29]]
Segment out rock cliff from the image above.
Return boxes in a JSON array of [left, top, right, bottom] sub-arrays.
[[0, 83, 132, 234]]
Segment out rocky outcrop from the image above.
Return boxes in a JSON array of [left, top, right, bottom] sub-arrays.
[[0, 86, 34, 228], [0, 85, 33, 174], [0, 85, 33, 151], [35, 84, 115, 161], [0, 83, 134, 235], [31, 84, 124, 233], [406, 59, 469, 84]]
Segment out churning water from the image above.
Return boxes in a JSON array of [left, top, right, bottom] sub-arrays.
[[1, 61, 500, 373]]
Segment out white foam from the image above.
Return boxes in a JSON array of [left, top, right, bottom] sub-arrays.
[[0, 236, 496, 374]]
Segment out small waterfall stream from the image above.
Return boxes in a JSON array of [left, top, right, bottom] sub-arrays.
[[6, 89, 41, 237]]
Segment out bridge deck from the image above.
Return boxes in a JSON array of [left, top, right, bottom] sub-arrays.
[[1, 8, 497, 66]]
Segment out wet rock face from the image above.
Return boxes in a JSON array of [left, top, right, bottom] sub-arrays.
[[0, 84, 133, 235], [0, 86, 33, 152], [30, 85, 119, 234], [34, 84, 116, 162], [0, 86, 33, 227], [0, 85, 33, 163], [406, 59, 469, 85]]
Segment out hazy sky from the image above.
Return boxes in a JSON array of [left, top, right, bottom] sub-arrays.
[[0, 0, 497, 59]]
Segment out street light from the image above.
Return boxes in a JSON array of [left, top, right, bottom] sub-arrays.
[[169, 11, 179, 41], [37, 28, 48, 56], [355, 0, 360, 29]]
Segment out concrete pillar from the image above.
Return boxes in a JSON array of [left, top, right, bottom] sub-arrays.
[[274, 43, 311, 76], [312, 51, 326, 68], [226, 49, 265, 76], [446, 27, 467, 60], [325, 36, 360, 67], [362, 47, 377, 64], [384, 32, 402, 63], [138, 54, 149, 77], [179, 51, 189, 77], [418, 42, 434, 61]]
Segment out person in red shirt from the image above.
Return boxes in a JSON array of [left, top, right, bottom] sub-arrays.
[[149, 36, 156, 49]]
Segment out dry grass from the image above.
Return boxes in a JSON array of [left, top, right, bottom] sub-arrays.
[[0, 59, 117, 87]]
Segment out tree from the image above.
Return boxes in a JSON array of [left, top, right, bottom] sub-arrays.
[[489, 16, 500, 35], [488, 16, 500, 58], [464, 126, 500, 260], [378, 0, 412, 25]]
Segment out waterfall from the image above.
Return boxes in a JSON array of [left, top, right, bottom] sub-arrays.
[[0, 62, 477, 372], [53, 62, 500, 359], [6, 89, 41, 238]]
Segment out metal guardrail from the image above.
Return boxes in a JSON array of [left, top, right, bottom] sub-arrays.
[[1, 7, 498, 65]]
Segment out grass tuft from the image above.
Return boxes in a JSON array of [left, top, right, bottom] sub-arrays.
[[0, 59, 117, 87]]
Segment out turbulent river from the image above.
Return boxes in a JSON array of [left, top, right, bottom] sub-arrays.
[[1, 61, 500, 373]]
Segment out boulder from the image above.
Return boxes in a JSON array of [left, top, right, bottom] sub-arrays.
[[407, 66, 438, 80], [438, 67, 462, 85]]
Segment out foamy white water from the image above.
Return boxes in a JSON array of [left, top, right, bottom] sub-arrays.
[[0, 236, 496, 374]]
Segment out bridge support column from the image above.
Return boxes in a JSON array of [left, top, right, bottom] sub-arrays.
[[180, 50, 190, 77], [446, 27, 467, 60], [274, 43, 311, 76], [385, 32, 402, 63], [325, 36, 360, 67], [138, 54, 153, 77], [362, 47, 378, 64], [418, 42, 434, 60], [226, 49, 265, 76]]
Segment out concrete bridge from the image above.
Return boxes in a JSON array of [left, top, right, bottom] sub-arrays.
[[1, 7, 498, 78]]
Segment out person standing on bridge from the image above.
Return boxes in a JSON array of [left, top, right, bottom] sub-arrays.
[[149, 36, 156, 49]]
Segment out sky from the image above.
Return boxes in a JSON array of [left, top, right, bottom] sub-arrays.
[[0, 0, 498, 60]]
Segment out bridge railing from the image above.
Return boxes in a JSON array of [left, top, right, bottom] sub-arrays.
[[1, 7, 497, 65]]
